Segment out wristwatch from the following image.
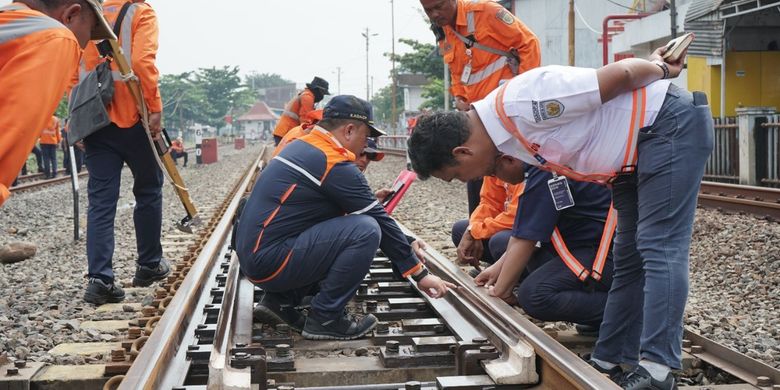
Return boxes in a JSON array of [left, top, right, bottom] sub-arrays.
[[411, 267, 429, 283], [652, 60, 670, 79]]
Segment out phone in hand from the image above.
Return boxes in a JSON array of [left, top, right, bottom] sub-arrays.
[[381, 180, 405, 208], [662, 33, 694, 62]]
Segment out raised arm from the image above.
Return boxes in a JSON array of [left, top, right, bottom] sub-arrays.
[[596, 47, 686, 103]]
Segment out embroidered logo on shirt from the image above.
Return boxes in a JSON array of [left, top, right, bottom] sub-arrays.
[[496, 9, 514, 25], [532, 100, 565, 122]]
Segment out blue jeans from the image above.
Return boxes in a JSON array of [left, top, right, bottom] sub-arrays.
[[41, 144, 57, 177], [517, 245, 613, 327], [243, 214, 381, 320], [84, 122, 164, 282], [451, 219, 511, 264], [592, 85, 714, 368]]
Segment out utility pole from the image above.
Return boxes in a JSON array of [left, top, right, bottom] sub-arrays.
[[670, 0, 678, 38], [568, 0, 575, 66], [390, 0, 397, 130], [444, 63, 450, 110], [361, 27, 378, 101], [335, 66, 342, 95]]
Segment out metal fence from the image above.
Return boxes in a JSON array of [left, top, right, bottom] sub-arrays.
[[704, 117, 740, 183], [760, 114, 780, 188], [377, 136, 408, 153]]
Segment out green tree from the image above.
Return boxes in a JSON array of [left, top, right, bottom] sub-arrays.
[[385, 38, 447, 111], [193, 66, 256, 128], [371, 85, 404, 124], [245, 72, 293, 89], [160, 72, 206, 131]]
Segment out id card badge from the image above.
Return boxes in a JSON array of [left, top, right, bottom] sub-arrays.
[[461, 63, 472, 84], [548, 175, 575, 211]]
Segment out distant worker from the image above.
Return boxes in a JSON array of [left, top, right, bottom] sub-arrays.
[[236, 95, 454, 340], [272, 76, 330, 145], [0, 0, 115, 206], [170, 136, 188, 167], [39, 116, 62, 179], [80, 0, 168, 305], [421, 0, 540, 216], [271, 110, 323, 157], [451, 176, 523, 267]]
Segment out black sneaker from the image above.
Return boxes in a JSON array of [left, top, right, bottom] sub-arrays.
[[84, 278, 125, 305], [620, 365, 676, 390], [253, 292, 306, 332], [585, 357, 624, 383], [132, 258, 171, 287], [302, 312, 378, 340]]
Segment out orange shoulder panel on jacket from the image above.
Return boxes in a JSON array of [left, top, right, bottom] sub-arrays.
[[272, 125, 308, 157], [298, 128, 355, 182], [0, 5, 80, 205]]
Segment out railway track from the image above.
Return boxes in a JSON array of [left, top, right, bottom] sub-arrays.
[[698, 181, 780, 220], [3, 147, 779, 390], [9, 171, 88, 193]]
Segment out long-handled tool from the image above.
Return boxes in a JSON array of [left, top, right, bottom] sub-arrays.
[[68, 145, 80, 241], [97, 36, 200, 233]]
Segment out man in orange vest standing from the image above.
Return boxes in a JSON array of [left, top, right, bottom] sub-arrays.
[[0, 0, 115, 206], [272, 76, 330, 145], [79, 0, 168, 305], [39, 115, 62, 179], [420, 0, 540, 216]]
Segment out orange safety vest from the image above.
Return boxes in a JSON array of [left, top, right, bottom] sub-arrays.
[[469, 176, 524, 240], [272, 89, 316, 138], [440, 0, 540, 103], [39, 116, 62, 145], [0, 3, 80, 205], [494, 82, 648, 281], [79, 0, 162, 128]]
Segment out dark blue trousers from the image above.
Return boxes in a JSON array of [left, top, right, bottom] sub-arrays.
[[245, 215, 381, 321], [451, 219, 511, 264], [84, 122, 163, 282], [41, 144, 57, 178], [516, 245, 614, 328], [31, 145, 43, 173]]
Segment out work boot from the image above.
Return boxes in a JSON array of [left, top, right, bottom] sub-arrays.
[[302, 311, 377, 341], [620, 365, 676, 390], [84, 278, 125, 305], [253, 292, 306, 332], [132, 258, 171, 287], [575, 323, 600, 337], [583, 355, 624, 383]]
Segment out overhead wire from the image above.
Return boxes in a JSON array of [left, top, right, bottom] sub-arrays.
[[573, 1, 604, 35]]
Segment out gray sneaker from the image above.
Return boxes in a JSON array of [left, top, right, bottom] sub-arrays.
[[84, 278, 125, 305], [620, 365, 677, 390], [302, 312, 377, 341], [132, 258, 171, 287]]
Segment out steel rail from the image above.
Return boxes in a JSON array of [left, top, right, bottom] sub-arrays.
[[398, 222, 620, 390], [699, 181, 780, 219], [9, 171, 88, 192], [118, 147, 268, 390]]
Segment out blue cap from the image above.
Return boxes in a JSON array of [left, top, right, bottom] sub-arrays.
[[363, 138, 385, 161], [323, 95, 386, 137]]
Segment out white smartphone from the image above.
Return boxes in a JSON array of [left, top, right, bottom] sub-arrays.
[[662, 33, 694, 62]]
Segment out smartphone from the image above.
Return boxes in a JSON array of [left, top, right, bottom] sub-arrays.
[[381, 180, 406, 208], [662, 33, 694, 62]]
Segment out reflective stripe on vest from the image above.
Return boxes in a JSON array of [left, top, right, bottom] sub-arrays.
[[78, 3, 140, 82], [494, 83, 647, 282], [281, 94, 302, 121], [494, 83, 647, 185], [0, 11, 65, 46], [464, 56, 506, 86]]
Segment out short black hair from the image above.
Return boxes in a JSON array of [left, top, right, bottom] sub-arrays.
[[21, 0, 88, 12], [407, 111, 471, 179], [317, 118, 364, 132]]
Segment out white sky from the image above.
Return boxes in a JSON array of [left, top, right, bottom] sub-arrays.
[[1, 0, 436, 98]]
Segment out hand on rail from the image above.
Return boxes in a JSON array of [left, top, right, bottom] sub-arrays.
[[411, 239, 428, 264], [488, 285, 518, 306], [418, 274, 457, 298], [456, 230, 483, 267], [474, 262, 501, 287]]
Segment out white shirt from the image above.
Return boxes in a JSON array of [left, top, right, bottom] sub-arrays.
[[472, 65, 672, 174]]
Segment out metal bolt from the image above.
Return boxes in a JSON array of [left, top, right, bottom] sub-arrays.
[[275, 323, 290, 333], [472, 337, 488, 344], [376, 322, 389, 334], [111, 349, 126, 362], [772, 384, 780, 390], [141, 306, 157, 317], [155, 288, 168, 299], [13, 360, 26, 369], [128, 327, 142, 339], [276, 344, 291, 358], [235, 343, 247, 348], [386, 340, 400, 353], [234, 352, 249, 360], [6, 368, 18, 376], [756, 376, 772, 387], [690, 345, 703, 354], [479, 345, 497, 354], [405, 381, 422, 390], [682, 339, 691, 348], [434, 325, 446, 334]]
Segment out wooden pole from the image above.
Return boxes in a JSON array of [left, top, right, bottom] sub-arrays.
[[568, 0, 575, 66]]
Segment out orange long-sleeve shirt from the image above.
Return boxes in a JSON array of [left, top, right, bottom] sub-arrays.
[[80, 0, 162, 128], [0, 4, 81, 205], [439, 0, 540, 103], [272, 89, 316, 138], [468, 176, 524, 240], [39, 116, 62, 145]]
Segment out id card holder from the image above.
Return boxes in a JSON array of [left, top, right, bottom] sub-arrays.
[[548, 175, 575, 211], [461, 63, 472, 84]]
